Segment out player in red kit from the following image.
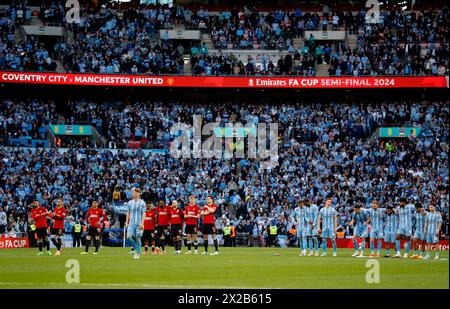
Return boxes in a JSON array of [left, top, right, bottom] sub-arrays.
[[184, 195, 200, 254], [51, 198, 66, 256], [155, 200, 171, 254], [31, 200, 53, 256], [143, 203, 157, 255], [201, 196, 219, 255], [169, 200, 184, 254], [81, 201, 105, 255]]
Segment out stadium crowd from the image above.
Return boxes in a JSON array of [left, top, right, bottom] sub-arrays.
[[0, 99, 448, 244], [57, 6, 183, 74], [327, 9, 449, 76], [1, 3, 448, 76]]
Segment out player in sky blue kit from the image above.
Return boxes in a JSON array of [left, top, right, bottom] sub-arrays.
[[423, 203, 443, 260], [292, 200, 308, 256], [125, 188, 146, 259], [384, 206, 401, 258], [368, 200, 386, 258], [395, 197, 415, 258], [318, 196, 338, 257], [305, 199, 319, 256], [411, 203, 427, 259], [350, 205, 369, 258]]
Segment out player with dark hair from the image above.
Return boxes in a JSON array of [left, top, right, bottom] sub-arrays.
[[143, 203, 157, 255], [81, 201, 105, 255], [155, 200, 171, 254], [305, 199, 319, 256], [350, 204, 369, 258], [395, 197, 415, 258], [411, 202, 427, 259], [51, 198, 66, 256], [201, 196, 219, 255], [169, 200, 184, 254], [384, 206, 401, 257], [424, 203, 442, 260], [367, 199, 386, 258], [184, 195, 200, 254], [31, 200, 53, 256]]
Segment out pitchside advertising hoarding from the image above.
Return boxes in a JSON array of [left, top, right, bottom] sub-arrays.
[[0, 71, 448, 88], [0, 237, 29, 249], [1, 235, 448, 249]]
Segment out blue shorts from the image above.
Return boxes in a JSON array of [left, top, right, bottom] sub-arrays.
[[384, 231, 396, 243], [353, 226, 368, 238], [370, 228, 384, 239], [413, 231, 425, 241], [307, 224, 318, 237], [426, 233, 439, 244], [321, 228, 335, 239], [127, 224, 143, 239], [397, 227, 412, 237]]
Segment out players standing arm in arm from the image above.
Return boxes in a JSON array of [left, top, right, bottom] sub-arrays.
[[201, 207, 210, 216]]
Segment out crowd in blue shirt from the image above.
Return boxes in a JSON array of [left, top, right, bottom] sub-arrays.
[[0, 99, 448, 239]]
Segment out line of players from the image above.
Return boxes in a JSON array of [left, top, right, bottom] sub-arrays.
[[124, 189, 220, 259], [31, 192, 443, 260], [31, 198, 105, 256], [30, 188, 220, 257], [292, 197, 443, 259]]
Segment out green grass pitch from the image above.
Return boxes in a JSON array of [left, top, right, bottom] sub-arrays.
[[0, 247, 448, 289]]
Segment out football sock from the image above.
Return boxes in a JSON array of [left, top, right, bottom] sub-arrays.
[[395, 240, 401, 253], [353, 238, 358, 250], [301, 237, 307, 251], [38, 240, 43, 252], [313, 237, 319, 251], [405, 241, 411, 254], [187, 240, 192, 251], [377, 239, 382, 253], [85, 240, 90, 252], [370, 240, 375, 252], [204, 240, 208, 252], [128, 238, 136, 251], [178, 239, 182, 251], [360, 239, 366, 253], [322, 239, 327, 253], [331, 239, 337, 253], [95, 239, 100, 252], [45, 239, 50, 251], [136, 238, 141, 254], [51, 237, 58, 248], [213, 239, 218, 251], [308, 237, 313, 251], [194, 241, 198, 250], [57, 237, 62, 251]]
